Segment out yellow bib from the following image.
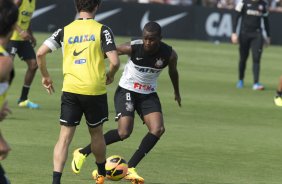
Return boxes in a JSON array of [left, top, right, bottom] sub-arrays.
[[62, 19, 106, 95]]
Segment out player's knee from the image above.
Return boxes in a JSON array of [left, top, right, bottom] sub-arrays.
[[151, 126, 165, 138], [28, 61, 38, 71], [118, 130, 131, 140]]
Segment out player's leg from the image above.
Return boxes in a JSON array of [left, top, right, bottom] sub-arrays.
[[88, 125, 106, 184], [72, 87, 135, 174], [274, 76, 282, 106], [83, 94, 109, 184], [128, 112, 164, 168], [53, 125, 76, 184], [251, 32, 264, 90], [53, 92, 82, 184], [16, 41, 39, 108], [5, 41, 17, 85], [125, 93, 163, 183], [237, 32, 251, 88]]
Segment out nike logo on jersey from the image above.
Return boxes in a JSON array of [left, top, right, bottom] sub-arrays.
[[73, 47, 88, 56], [136, 57, 143, 60], [140, 11, 188, 30], [32, 4, 56, 19]]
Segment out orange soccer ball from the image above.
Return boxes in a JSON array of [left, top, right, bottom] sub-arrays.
[[105, 155, 128, 181]]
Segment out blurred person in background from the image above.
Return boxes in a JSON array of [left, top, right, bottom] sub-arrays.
[[273, 76, 282, 106], [231, 0, 270, 90], [0, 0, 19, 183], [217, 0, 235, 9], [269, 0, 282, 11], [5, 0, 39, 109]]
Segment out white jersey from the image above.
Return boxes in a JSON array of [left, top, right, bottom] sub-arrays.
[[119, 39, 172, 94]]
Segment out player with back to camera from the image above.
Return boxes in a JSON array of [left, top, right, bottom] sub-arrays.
[[71, 21, 181, 184], [231, 0, 270, 90], [0, 0, 19, 183], [5, 0, 39, 108], [36, 0, 120, 183]]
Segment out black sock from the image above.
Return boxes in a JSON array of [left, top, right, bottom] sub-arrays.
[[104, 129, 122, 145], [19, 85, 30, 102], [52, 171, 62, 184], [128, 133, 159, 168], [80, 129, 122, 156], [277, 91, 282, 97], [96, 161, 106, 176], [80, 144, 91, 156]]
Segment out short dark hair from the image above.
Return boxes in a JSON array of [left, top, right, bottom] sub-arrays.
[[0, 0, 18, 36], [75, 0, 101, 12], [143, 21, 162, 36]]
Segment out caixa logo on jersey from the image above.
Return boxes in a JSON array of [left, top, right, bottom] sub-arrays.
[[68, 34, 95, 44], [205, 12, 232, 37], [74, 59, 86, 64]]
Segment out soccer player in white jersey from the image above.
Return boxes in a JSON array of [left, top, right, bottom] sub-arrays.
[[71, 21, 181, 184]]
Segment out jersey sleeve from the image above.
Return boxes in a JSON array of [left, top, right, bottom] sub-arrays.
[[101, 25, 116, 53], [43, 28, 63, 52], [130, 39, 142, 53]]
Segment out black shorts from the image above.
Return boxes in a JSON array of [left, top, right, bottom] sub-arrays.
[[114, 86, 162, 121], [6, 40, 36, 60], [60, 92, 108, 128]]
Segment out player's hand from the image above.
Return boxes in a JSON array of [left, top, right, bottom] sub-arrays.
[[175, 93, 181, 107], [0, 135, 11, 160], [0, 101, 12, 122], [106, 73, 114, 85], [30, 36, 37, 47], [231, 33, 238, 44], [264, 37, 271, 47], [19, 30, 32, 41], [42, 77, 55, 94]]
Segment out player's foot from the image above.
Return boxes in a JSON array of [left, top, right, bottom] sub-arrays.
[[18, 99, 39, 109], [274, 96, 282, 106], [124, 167, 144, 184], [71, 148, 86, 174], [252, 83, 264, 90], [236, 80, 244, 88], [92, 170, 105, 184]]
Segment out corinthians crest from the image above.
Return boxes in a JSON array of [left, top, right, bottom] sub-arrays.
[[155, 58, 164, 68], [125, 102, 134, 112]]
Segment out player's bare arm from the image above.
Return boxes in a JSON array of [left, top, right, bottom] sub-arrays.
[[168, 49, 181, 107], [105, 50, 120, 85], [116, 42, 132, 56], [36, 44, 55, 94]]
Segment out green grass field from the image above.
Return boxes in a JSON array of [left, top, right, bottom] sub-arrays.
[[1, 32, 282, 184]]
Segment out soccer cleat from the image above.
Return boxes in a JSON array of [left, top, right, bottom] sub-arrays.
[[252, 83, 264, 90], [18, 99, 39, 109], [92, 169, 105, 184], [236, 80, 244, 88], [124, 167, 144, 184], [274, 96, 282, 107], [71, 148, 86, 174]]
